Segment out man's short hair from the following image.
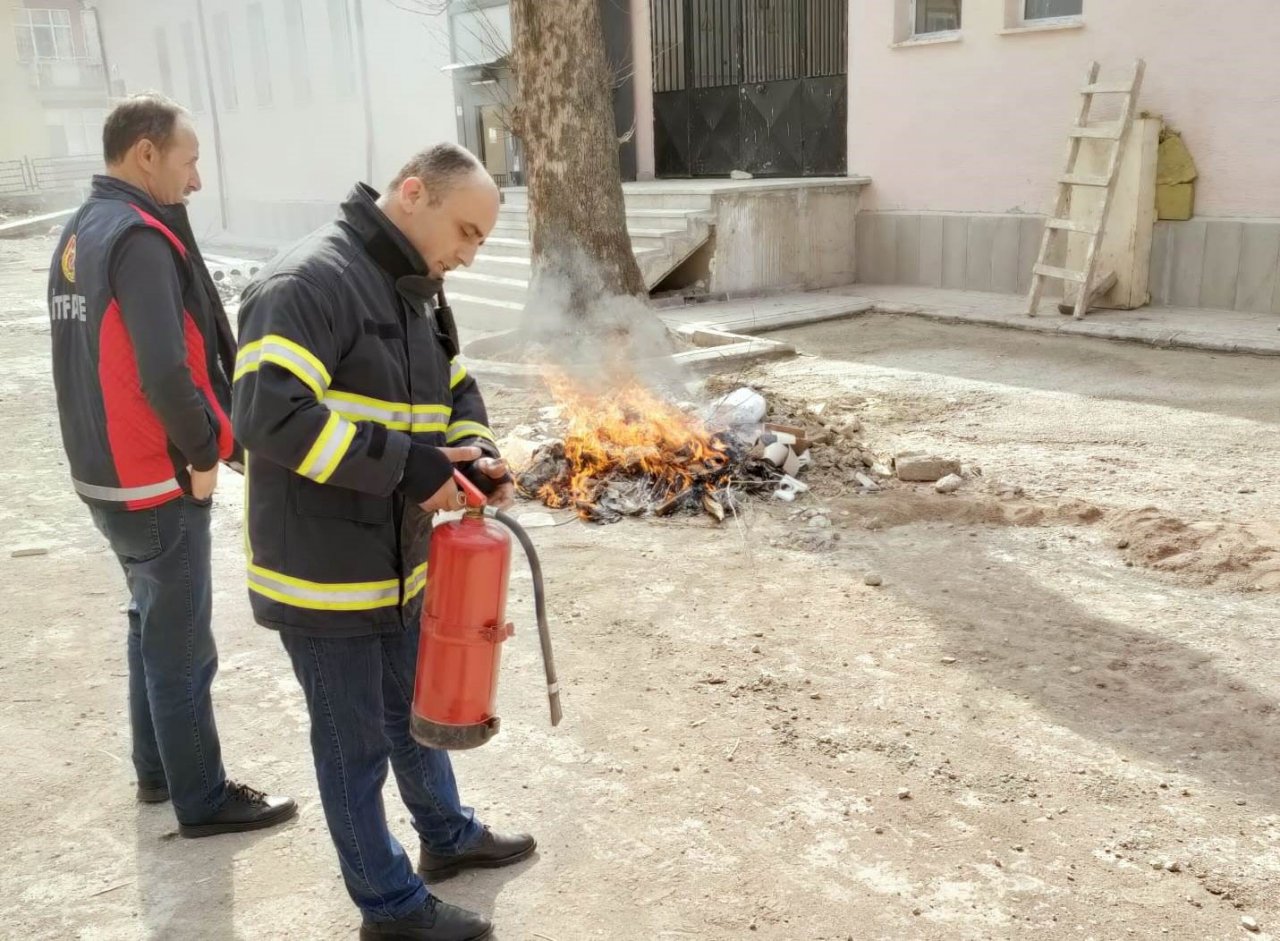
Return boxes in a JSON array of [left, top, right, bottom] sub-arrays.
[[388, 143, 485, 203], [103, 94, 187, 165]]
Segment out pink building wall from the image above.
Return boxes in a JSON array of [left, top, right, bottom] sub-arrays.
[[848, 0, 1280, 219]]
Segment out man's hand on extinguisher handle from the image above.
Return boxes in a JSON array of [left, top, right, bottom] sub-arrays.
[[418, 446, 484, 513], [472, 457, 516, 511]]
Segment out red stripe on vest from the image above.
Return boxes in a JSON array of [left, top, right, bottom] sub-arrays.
[[183, 310, 234, 460], [98, 300, 183, 510], [129, 204, 188, 258]]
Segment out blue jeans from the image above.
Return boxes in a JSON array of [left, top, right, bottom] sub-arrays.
[[280, 628, 484, 921], [89, 495, 227, 824]]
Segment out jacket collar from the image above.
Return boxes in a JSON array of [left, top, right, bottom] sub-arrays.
[[339, 183, 440, 289], [90, 174, 165, 216]]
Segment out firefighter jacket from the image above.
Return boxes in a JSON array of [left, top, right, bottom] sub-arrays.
[[48, 175, 237, 509], [231, 184, 499, 637]]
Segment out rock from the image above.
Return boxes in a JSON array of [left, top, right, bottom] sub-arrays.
[[513, 512, 556, 529], [706, 387, 767, 426], [1164, 860, 1182, 873], [941, 657, 958, 665], [1116, 538, 1131, 550], [895, 452, 962, 483], [730, 169, 754, 180], [1241, 916, 1259, 933], [935, 474, 963, 494], [864, 573, 883, 587], [897, 788, 912, 800], [807, 515, 831, 529], [1068, 665, 1084, 675], [854, 472, 881, 492], [10, 546, 49, 558]]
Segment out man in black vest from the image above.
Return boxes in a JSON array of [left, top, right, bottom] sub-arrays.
[[48, 94, 295, 837]]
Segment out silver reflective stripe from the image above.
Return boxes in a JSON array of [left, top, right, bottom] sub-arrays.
[[73, 477, 179, 502], [237, 337, 330, 397], [247, 568, 400, 605], [450, 360, 467, 388], [298, 415, 355, 481], [329, 397, 413, 426]]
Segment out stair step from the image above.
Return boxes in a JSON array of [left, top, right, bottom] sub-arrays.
[[1045, 217, 1099, 235], [1068, 124, 1123, 140], [447, 270, 528, 304], [1033, 263, 1087, 283]]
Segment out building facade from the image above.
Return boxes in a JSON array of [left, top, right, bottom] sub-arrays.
[[845, 0, 1280, 312], [0, 1, 112, 205], [94, 0, 458, 244]]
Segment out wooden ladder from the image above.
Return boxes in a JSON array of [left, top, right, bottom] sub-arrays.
[[1027, 59, 1146, 319]]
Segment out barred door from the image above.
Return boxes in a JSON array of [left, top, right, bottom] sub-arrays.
[[651, 0, 847, 178]]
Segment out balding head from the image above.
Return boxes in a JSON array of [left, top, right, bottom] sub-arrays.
[[379, 143, 500, 278]]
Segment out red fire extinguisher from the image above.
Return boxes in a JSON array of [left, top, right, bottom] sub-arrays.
[[411, 470, 563, 750]]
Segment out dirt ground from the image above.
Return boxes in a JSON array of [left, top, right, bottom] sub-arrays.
[[2, 232, 1278, 941]]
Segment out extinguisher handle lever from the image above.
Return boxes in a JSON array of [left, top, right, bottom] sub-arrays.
[[453, 469, 488, 510]]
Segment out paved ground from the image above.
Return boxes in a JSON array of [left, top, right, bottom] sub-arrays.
[[819, 284, 1280, 356], [2, 233, 1278, 940]]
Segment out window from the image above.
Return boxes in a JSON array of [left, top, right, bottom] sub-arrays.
[[46, 108, 108, 156], [450, 3, 511, 67], [14, 8, 76, 62], [282, 0, 312, 104], [327, 0, 356, 96], [914, 0, 961, 35], [213, 12, 238, 109], [247, 3, 273, 106], [81, 11, 102, 64], [154, 27, 174, 97], [181, 22, 205, 111], [1025, 0, 1082, 19]]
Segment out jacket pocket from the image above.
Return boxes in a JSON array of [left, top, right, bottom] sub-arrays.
[[294, 477, 391, 525]]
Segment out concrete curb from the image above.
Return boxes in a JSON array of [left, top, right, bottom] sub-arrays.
[[866, 300, 1280, 357]]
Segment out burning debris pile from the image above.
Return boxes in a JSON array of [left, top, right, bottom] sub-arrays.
[[515, 377, 818, 524]]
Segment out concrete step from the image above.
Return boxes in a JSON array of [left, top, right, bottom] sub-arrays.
[[448, 291, 524, 333], [464, 254, 530, 279], [448, 269, 527, 304]]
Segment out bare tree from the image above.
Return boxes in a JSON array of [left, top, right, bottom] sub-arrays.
[[509, 0, 647, 316]]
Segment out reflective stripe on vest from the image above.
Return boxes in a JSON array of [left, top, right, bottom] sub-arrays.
[[234, 335, 331, 398], [296, 411, 356, 483], [449, 359, 467, 389], [445, 419, 495, 444], [72, 477, 181, 502], [247, 563, 402, 611], [404, 560, 429, 601], [325, 390, 451, 434]]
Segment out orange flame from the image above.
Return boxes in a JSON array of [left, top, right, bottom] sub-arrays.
[[537, 370, 730, 512]]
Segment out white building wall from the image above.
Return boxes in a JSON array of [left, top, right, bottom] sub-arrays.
[[95, 0, 456, 245]]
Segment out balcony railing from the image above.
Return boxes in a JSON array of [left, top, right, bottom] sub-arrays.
[[22, 57, 106, 93]]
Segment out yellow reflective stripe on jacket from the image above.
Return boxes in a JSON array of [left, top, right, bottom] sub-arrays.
[[297, 411, 356, 483], [449, 360, 467, 389], [234, 335, 332, 398], [324, 390, 451, 434], [247, 563, 401, 611], [446, 419, 495, 444], [404, 561, 429, 601]]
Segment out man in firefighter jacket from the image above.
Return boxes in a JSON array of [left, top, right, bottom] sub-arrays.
[[48, 95, 296, 836], [232, 144, 530, 941]]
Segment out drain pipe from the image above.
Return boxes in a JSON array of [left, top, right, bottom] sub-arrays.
[[352, 0, 376, 184], [193, 0, 230, 231]]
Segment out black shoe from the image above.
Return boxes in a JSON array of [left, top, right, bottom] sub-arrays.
[[419, 827, 536, 882], [136, 782, 169, 804], [178, 781, 298, 838], [359, 897, 491, 941]]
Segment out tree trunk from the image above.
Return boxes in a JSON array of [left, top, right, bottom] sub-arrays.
[[510, 0, 647, 319]]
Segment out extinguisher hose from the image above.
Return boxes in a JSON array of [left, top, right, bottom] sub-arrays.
[[492, 508, 563, 728]]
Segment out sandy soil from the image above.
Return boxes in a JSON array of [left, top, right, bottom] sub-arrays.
[[1, 234, 1277, 941]]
